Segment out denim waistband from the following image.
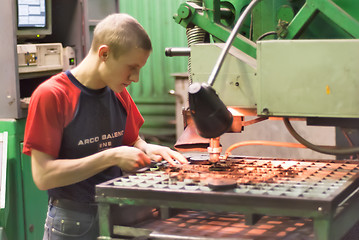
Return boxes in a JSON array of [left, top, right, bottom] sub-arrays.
[[49, 197, 98, 215]]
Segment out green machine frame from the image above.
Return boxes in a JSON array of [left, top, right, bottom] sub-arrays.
[[0, 119, 47, 240], [174, 0, 359, 51], [173, 0, 359, 119]]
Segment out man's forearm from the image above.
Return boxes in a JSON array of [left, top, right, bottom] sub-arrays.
[[31, 149, 115, 190], [133, 136, 149, 153]]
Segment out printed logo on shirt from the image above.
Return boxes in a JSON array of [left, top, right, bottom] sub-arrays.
[[77, 130, 124, 146]]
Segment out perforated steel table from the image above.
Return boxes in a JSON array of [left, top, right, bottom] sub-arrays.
[[96, 156, 359, 240]]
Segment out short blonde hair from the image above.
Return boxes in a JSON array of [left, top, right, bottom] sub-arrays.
[[91, 13, 152, 58]]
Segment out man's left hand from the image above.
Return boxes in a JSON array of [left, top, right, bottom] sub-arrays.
[[145, 144, 188, 165]]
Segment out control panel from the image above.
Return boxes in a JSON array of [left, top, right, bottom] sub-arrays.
[[17, 43, 63, 74]]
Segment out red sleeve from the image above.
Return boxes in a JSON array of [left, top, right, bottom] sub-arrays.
[[117, 88, 144, 146], [23, 73, 80, 158]]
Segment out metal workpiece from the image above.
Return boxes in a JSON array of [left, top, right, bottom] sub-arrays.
[[96, 156, 359, 240]]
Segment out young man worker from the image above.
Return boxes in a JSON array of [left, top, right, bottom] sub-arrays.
[[23, 13, 188, 239]]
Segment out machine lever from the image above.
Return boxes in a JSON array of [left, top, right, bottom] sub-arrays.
[[207, 0, 261, 86]]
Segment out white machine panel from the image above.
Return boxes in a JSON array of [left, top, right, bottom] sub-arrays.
[[17, 43, 63, 74]]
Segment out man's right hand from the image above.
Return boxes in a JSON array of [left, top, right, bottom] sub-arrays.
[[106, 146, 151, 172]]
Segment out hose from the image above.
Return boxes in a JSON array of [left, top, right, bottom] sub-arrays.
[[224, 140, 306, 158], [256, 31, 278, 41], [284, 118, 359, 156]]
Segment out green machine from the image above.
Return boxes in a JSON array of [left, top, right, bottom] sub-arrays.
[[171, 0, 359, 157], [93, 1, 359, 240]]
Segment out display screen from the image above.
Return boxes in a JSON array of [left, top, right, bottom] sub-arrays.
[[17, 0, 46, 28]]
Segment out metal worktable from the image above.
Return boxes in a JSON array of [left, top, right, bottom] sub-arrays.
[[96, 156, 359, 240]]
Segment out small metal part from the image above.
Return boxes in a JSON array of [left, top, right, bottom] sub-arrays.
[[208, 137, 222, 163], [207, 178, 237, 191], [168, 89, 184, 104], [245, 214, 262, 225], [178, 5, 192, 19], [208, 163, 230, 171], [188, 154, 210, 164], [277, 20, 290, 38], [262, 108, 270, 115]]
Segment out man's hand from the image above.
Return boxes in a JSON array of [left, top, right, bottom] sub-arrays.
[[106, 146, 152, 172], [144, 143, 188, 165], [132, 136, 188, 166]]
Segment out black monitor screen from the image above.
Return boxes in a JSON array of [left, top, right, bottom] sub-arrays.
[[17, 0, 46, 28]]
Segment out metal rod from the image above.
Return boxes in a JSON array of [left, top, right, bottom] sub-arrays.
[[207, 0, 261, 86], [165, 47, 191, 57]]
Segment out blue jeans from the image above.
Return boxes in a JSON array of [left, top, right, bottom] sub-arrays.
[[43, 204, 99, 240]]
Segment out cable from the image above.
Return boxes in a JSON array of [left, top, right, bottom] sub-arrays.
[[283, 118, 359, 156], [256, 31, 278, 41], [224, 140, 306, 159], [341, 128, 359, 159]]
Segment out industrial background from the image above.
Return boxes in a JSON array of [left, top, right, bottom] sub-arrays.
[[1, 0, 359, 239]]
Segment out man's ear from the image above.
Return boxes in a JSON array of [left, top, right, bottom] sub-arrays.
[[98, 45, 110, 61]]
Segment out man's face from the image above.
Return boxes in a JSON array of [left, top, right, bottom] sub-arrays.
[[100, 47, 151, 93]]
